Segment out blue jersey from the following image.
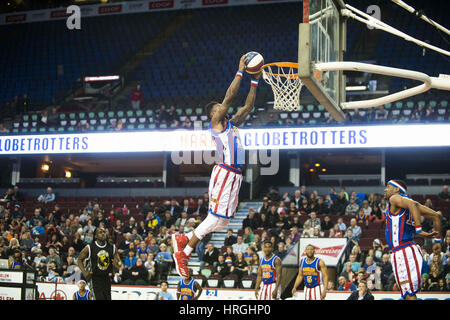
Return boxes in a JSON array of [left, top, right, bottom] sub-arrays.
[[209, 120, 244, 169], [300, 257, 321, 288], [179, 279, 195, 300], [74, 289, 90, 300], [385, 193, 415, 251], [260, 254, 279, 285]]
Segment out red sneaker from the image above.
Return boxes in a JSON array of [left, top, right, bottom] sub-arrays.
[[172, 233, 189, 253], [173, 251, 190, 278]]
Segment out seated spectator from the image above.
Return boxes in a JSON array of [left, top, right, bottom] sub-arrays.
[[438, 185, 450, 202], [361, 200, 372, 216], [331, 224, 343, 238], [130, 84, 143, 110], [347, 218, 362, 241], [363, 256, 377, 273], [304, 212, 321, 230], [243, 208, 260, 230], [36, 258, 48, 280], [223, 246, 235, 265], [124, 250, 137, 269], [62, 256, 82, 283], [46, 261, 63, 283], [144, 254, 156, 283], [231, 252, 248, 280], [375, 106, 388, 121], [337, 217, 346, 231], [137, 241, 149, 262], [232, 235, 248, 254], [356, 208, 369, 228], [184, 218, 196, 234], [215, 255, 231, 278], [122, 258, 148, 286], [242, 227, 255, 244], [200, 243, 219, 270], [345, 197, 360, 216], [337, 275, 357, 292], [298, 199, 311, 215], [37, 187, 55, 203], [428, 263, 444, 291], [275, 242, 288, 260], [266, 186, 281, 202], [175, 211, 189, 230], [224, 228, 237, 247], [31, 221, 45, 236], [380, 253, 393, 290], [312, 227, 321, 238], [348, 253, 361, 273], [289, 226, 301, 243], [259, 213, 272, 230], [301, 221, 315, 238], [147, 237, 160, 256], [321, 215, 333, 231]]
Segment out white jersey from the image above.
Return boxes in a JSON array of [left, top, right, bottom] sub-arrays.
[[209, 119, 245, 169]]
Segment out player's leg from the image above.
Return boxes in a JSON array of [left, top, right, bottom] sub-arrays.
[[403, 245, 423, 300], [391, 250, 409, 299]]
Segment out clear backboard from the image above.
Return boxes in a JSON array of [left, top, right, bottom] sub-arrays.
[[298, 0, 346, 121]]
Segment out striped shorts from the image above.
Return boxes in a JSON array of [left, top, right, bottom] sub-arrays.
[[258, 283, 281, 300], [208, 164, 243, 219], [391, 243, 423, 298], [304, 284, 324, 300]]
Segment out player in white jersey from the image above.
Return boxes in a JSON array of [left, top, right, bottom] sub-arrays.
[[172, 55, 262, 278]]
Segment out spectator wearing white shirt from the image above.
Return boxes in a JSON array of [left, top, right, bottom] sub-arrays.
[[361, 200, 372, 216], [232, 235, 248, 254]]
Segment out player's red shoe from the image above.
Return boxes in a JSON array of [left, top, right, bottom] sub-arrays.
[[173, 251, 190, 278], [172, 233, 189, 254]]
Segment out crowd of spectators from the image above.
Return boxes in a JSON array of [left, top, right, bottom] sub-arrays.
[[0, 186, 210, 286], [0, 183, 449, 293], [192, 185, 449, 291]]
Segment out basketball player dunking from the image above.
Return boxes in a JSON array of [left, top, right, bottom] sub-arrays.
[[254, 240, 282, 300], [291, 244, 328, 300], [77, 228, 122, 300], [383, 179, 442, 300], [172, 55, 262, 277]]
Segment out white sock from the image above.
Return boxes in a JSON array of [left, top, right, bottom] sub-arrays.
[[184, 245, 193, 256], [186, 231, 193, 240]]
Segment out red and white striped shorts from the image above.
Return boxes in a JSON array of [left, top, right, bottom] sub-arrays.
[[304, 284, 323, 300], [391, 243, 423, 298], [208, 164, 243, 219], [258, 283, 280, 300]]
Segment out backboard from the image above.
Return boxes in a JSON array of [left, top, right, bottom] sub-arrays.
[[299, 0, 346, 121]]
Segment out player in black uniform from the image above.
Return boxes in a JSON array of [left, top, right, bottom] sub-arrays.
[[77, 227, 122, 300]]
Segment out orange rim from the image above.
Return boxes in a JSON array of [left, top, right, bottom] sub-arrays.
[[262, 62, 322, 82], [262, 62, 299, 79]]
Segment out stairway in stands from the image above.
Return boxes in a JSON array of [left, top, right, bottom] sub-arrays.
[[167, 201, 263, 286]]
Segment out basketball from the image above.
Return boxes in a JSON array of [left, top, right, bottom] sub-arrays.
[[244, 51, 264, 74]]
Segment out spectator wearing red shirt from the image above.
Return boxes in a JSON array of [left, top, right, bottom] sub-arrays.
[[130, 84, 143, 110], [337, 276, 357, 291]]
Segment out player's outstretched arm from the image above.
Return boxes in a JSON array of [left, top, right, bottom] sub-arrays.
[[273, 257, 282, 300], [319, 259, 328, 300], [231, 71, 262, 126], [211, 56, 247, 125], [389, 195, 440, 238]]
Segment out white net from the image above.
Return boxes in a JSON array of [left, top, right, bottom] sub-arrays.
[[262, 63, 304, 111]]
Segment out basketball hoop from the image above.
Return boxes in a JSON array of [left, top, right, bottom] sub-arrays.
[[262, 62, 322, 112]]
